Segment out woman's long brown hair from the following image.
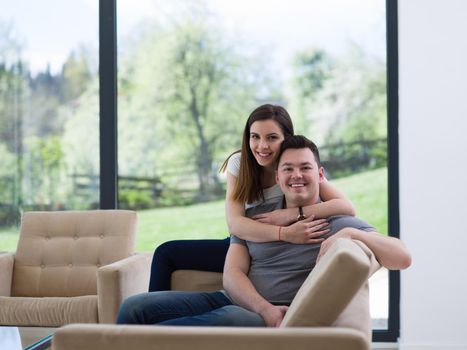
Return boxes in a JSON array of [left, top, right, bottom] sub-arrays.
[[220, 104, 294, 204]]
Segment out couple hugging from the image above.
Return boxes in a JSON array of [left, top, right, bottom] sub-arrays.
[[117, 105, 411, 327]]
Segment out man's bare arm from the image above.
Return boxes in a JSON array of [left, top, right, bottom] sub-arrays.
[[317, 227, 412, 270], [223, 243, 288, 327]]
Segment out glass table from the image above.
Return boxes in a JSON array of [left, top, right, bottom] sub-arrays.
[[0, 327, 54, 350]]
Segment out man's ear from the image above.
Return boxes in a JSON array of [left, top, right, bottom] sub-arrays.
[[275, 170, 279, 184], [318, 167, 325, 182]]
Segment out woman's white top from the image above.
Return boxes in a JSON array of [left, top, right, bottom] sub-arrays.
[[226, 152, 283, 209]]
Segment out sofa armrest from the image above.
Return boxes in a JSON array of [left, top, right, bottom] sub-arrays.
[[52, 324, 369, 350], [0, 252, 14, 296], [97, 252, 152, 323], [280, 238, 381, 344], [330, 240, 381, 342], [280, 239, 373, 328]]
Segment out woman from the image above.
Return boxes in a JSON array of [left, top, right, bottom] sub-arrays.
[[149, 104, 355, 291]]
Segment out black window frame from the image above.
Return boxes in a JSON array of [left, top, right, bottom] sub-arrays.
[[375, 0, 400, 342], [99, 0, 118, 209], [98, 0, 400, 342]]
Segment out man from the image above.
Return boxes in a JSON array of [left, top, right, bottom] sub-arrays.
[[117, 135, 411, 327]]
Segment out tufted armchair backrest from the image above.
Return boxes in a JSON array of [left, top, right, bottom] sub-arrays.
[[11, 210, 137, 297]]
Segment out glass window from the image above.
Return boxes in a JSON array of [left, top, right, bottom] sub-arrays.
[[117, 0, 388, 329], [0, 0, 99, 249]]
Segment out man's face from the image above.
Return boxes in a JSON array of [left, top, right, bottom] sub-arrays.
[[276, 148, 325, 207]]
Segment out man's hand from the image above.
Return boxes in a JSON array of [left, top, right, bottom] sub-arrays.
[[259, 303, 289, 327], [281, 216, 330, 244], [316, 228, 352, 262], [252, 208, 294, 226]]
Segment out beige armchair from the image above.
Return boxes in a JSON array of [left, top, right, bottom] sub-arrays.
[[52, 238, 380, 350], [0, 210, 151, 327]]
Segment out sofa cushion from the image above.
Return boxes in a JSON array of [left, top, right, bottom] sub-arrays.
[[280, 238, 377, 329], [0, 295, 98, 326], [171, 270, 223, 292]]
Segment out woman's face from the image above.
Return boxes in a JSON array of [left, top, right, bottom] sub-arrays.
[[249, 119, 285, 168]]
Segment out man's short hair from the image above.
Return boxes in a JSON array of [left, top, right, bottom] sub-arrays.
[[277, 135, 321, 167]]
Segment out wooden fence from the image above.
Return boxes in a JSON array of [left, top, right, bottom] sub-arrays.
[[0, 137, 387, 222]]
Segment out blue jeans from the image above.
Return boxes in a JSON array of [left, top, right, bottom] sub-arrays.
[[116, 291, 265, 327]]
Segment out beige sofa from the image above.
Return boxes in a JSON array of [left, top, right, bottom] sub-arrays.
[[0, 210, 152, 328], [52, 238, 380, 350]]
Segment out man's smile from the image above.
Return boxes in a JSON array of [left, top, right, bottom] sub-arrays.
[[289, 183, 306, 188]]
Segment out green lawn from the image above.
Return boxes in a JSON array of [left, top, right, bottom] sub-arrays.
[[332, 167, 388, 235], [0, 226, 19, 253], [0, 167, 387, 252]]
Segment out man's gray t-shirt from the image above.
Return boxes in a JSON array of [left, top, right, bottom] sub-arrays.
[[230, 199, 375, 305]]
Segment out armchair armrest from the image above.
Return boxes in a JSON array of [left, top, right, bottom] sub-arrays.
[[0, 252, 14, 296], [97, 252, 152, 323], [52, 324, 370, 350]]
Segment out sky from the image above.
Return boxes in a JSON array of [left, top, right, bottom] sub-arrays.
[[0, 0, 386, 75]]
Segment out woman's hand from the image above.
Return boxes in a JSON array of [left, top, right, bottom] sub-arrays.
[[252, 208, 295, 226], [281, 216, 330, 244]]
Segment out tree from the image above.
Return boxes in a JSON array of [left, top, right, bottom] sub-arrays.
[[26, 65, 62, 137], [60, 48, 93, 102], [291, 44, 386, 145], [1, 20, 98, 215], [159, 23, 240, 199], [117, 7, 265, 202], [0, 21, 24, 153], [0, 21, 27, 212], [22, 136, 66, 208], [289, 48, 334, 135], [293, 49, 334, 102]]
